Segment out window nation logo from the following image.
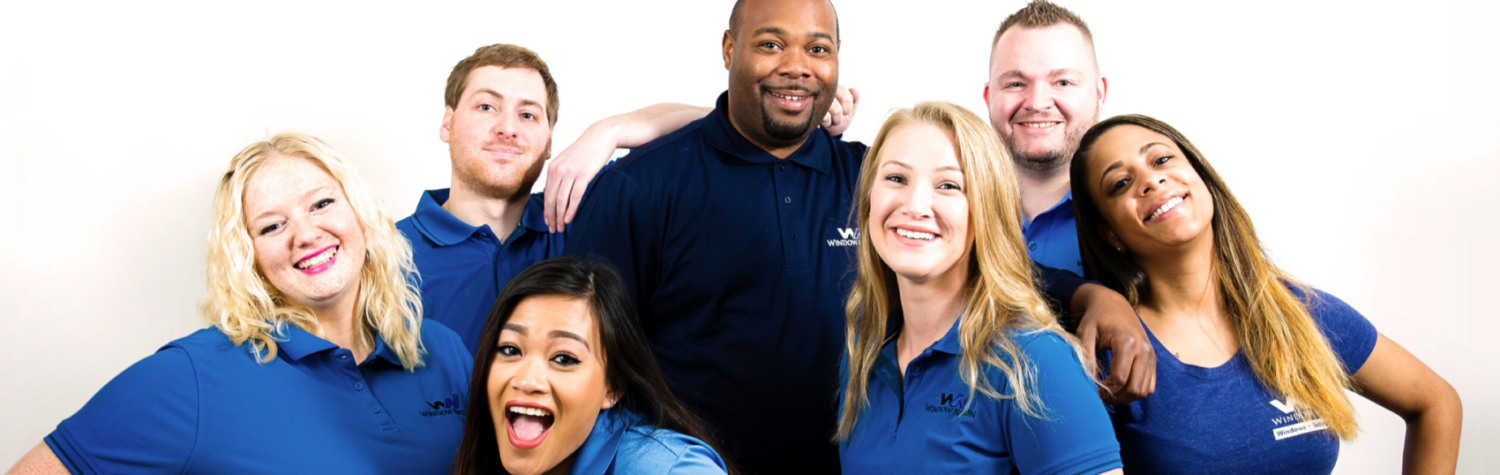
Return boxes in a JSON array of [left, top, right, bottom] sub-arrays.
[[925, 392, 977, 418], [1268, 398, 1326, 440], [421, 393, 465, 418], [827, 227, 859, 247]]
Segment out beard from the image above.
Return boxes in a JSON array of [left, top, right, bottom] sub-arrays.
[[450, 141, 549, 200], [762, 105, 820, 142], [1006, 111, 1097, 173]]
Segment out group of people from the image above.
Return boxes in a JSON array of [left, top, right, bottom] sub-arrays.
[[8, 0, 1464, 474]]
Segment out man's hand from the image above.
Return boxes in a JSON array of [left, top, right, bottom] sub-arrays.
[[1071, 283, 1156, 404], [820, 86, 859, 136], [544, 122, 618, 233]]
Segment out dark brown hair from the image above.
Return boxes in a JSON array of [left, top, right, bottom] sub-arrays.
[[450, 257, 725, 474], [444, 44, 560, 128]]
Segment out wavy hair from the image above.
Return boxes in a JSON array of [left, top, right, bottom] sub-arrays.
[[200, 132, 425, 369], [836, 102, 1087, 441], [1070, 114, 1358, 438]]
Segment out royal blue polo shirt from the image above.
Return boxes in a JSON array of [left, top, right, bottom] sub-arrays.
[[1025, 192, 1083, 276], [1108, 286, 1377, 474], [44, 320, 473, 474], [397, 189, 564, 354], [839, 318, 1122, 474], [568, 407, 727, 475], [564, 91, 867, 473]]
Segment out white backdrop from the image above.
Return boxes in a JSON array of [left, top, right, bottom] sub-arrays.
[[1, 0, 1495, 472]]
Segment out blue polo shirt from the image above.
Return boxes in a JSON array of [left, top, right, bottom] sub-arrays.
[[564, 92, 867, 473], [397, 189, 564, 353], [839, 317, 1123, 474], [1108, 286, 1378, 474], [568, 407, 727, 475], [1025, 192, 1083, 276], [44, 320, 473, 475]]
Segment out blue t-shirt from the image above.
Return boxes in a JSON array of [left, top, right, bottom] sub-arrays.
[[45, 321, 473, 475], [568, 407, 727, 475], [1024, 192, 1083, 276], [840, 318, 1123, 475], [397, 189, 564, 354], [564, 91, 868, 473], [1108, 287, 1378, 474]]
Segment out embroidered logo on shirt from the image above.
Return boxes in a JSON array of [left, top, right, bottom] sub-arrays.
[[924, 393, 977, 418], [827, 227, 859, 247], [1267, 398, 1326, 440], [420, 393, 465, 417]]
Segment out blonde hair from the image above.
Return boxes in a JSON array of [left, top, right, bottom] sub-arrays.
[[836, 102, 1088, 441], [1071, 114, 1358, 438], [200, 132, 426, 370]]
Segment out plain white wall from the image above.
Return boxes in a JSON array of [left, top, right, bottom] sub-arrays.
[[1, 0, 1494, 472]]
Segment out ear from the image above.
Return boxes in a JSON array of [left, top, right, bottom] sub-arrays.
[[1095, 74, 1109, 110], [439, 106, 455, 144], [1097, 224, 1124, 253], [722, 30, 735, 70], [982, 83, 991, 106], [601, 389, 620, 410], [541, 137, 553, 162]]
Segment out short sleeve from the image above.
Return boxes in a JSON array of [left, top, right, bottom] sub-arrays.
[[1301, 288, 1379, 374], [45, 347, 199, 475], [564, 169, 662, 318], [1003, 332, 1122, 475], [664, 444, 729, 475]]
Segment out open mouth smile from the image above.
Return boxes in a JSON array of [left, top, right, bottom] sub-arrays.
[[1144, 194, 1187, 222], [505, 403, 556, 450], [294, 245, 339, 274], [764, 88, 813, 112]]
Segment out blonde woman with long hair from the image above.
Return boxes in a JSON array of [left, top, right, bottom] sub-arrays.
[[1070, 115, 1462, 474], [9, 133, 474, 474], [836, 102, 1122, 474]]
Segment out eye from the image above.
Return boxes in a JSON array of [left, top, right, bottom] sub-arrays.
[[521, 112, 537, 121], [809, 45, 830, 54], [938, 181, 962, 191], [312, 198, 334, 211], [479, 104, 494, 112], [496, 344, 520, 358], [257, 222, 282, 236], [759, 41, 782, 51], [1109, 177, 1130, 194], [883, 174, 906, 185], [550, 353, 581, 367], [1153, 155, 1173, 166], [1057, 79, 1075, 87]]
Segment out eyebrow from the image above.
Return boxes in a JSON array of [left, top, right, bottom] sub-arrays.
[[472, 88, 543, 110], [752, 26, 834, 42], [996, 68, 1086, 81], [502, 323, 591, 350], [1095, 142, 1174, 191], [249, 185, 334, 223]]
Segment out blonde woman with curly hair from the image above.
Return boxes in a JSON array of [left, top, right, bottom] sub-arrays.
[[836, 102, 1122, 474], [9, 133, 474, 474]]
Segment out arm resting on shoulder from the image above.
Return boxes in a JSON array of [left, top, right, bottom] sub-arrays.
[[6, 443, 68, 475], [1037, 261, 1156, 405], [1351, 333, 1463, 475]]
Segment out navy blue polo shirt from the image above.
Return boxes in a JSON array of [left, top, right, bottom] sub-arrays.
[[1025, 192, 1083, 276], [1108, 286, 1377, 474], [397, 189, 564, 353], [839, 318, 1122, 474], [45, 320, 473, 474], [564, 92, 866, 473]]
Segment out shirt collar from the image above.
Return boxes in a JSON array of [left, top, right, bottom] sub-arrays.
[[701, 91, 833, 175], [409, 189, 549, 245], [1025, 191, 1074, 227], [275, 323, 402, 365], [877, 311, 966, 359], [567, 407, 642, 475]]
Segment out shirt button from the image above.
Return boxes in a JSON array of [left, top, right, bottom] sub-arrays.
[[779, 163, 787, 171], [354, 382, 365, 391], [339, 354, 349, 360], [371, 406, 382, 414], [1028, 242, 1038, 250], [791, 233, 797, 239], [784, 196, 792, 204]]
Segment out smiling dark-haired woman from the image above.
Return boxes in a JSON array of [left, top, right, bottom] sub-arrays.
[[452, 257, 728, 475], [1070, 114, 1463, 474]]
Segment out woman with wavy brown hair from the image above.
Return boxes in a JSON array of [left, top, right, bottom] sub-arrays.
[[1070, 114, 1462, 474]]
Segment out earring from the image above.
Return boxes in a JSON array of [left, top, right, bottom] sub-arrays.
[[1115, 246, 1125, 253]]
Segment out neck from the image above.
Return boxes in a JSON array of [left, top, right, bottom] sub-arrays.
[[309, 284, 369, 362], [726, 105, 810, 159], [543, 452, 578, 475], [894, 268, 968, 369], [1135, 231, 1221, 324], [1015, 165, 1071, 221], [443, 179, 530, 243]]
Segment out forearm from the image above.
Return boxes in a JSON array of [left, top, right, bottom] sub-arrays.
[[592, 103, 712, 149], [1401, 384, 1462, 475]]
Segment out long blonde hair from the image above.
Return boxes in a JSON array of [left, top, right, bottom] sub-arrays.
[[200, 132, 426, 370], [1071, 114, 1358, 438], [836, 102, 1087, 441]]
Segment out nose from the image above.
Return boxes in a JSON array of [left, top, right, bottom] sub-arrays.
[[1139, 173, 1167, 196], [1024, 83, 1055, 112], [901, 183, 934, 219], [288, 218, 325, 250], [776, 48, 812, 80], [510, 356, 548, 395], [491, 110, 519, 139]]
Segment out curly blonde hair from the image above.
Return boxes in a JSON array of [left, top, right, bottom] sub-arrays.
[[200, 132, 425, 369]]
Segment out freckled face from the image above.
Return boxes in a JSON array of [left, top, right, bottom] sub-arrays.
[[488, 295, 615, 475], [1083, 124, 1214, 257], [243, 155, 365, 314], [868, 123, 971, 284], [441, 65, 552, 200]]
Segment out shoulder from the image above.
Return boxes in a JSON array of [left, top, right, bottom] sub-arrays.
[[1289, 284, 1379, 372], [164, 326, 253, 363], [615, 424, 727, 475], [418, 319, 470, 362], [609, 118, 711, 173], [1007, 328, 1085, 368]]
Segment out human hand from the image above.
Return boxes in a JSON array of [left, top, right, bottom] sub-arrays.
[[821, 86, 859, 136], [544, 123, 617, 233], [1072, 283, 1156, 404]]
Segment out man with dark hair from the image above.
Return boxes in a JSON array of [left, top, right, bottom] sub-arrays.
[[983, 1, 1156, 402]]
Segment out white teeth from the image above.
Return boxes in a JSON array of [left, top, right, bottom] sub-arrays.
[[895, 228, 935, 241], [1019, 122, 1060, 128], [510, 406, 553, 417], [771, 92, 807, 101], [1148, 196, 1185, 221], [295, 247, 338, 269]]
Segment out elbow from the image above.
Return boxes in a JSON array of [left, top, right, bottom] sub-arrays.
[[1402, 377, 1463, 427]]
